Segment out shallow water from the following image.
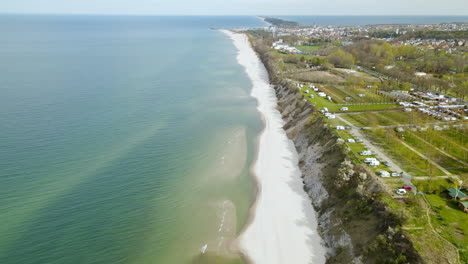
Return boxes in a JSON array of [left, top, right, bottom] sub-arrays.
[[0, 15, 265, 264]]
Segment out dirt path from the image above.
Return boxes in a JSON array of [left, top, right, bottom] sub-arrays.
[[408, 132, 468, 167], [420, 195, 460, 264], [396, 139, 453, 176]]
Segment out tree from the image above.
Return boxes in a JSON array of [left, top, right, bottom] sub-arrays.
[[327, 49, 355, 68], [453, 80, 468, 100]]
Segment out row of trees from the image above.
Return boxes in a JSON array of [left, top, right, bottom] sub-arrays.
[[345, 40, 467, 74]]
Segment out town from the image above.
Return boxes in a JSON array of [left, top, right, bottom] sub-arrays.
[[247, 17, 467, 263]]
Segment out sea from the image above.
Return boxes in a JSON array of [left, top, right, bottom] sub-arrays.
[[0, 15, 266, 264], [276, 15, 468, 26]]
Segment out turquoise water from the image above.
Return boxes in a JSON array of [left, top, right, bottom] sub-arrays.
[[0, 15, 265, 263]]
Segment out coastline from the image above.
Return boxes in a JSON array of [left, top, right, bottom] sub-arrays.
[[221, 29, 326, 264]]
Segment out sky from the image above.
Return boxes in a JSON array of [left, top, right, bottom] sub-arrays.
[[1, 0, 468, 16]]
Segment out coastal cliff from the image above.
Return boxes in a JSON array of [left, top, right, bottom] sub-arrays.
[[249, 35, 423, 264]]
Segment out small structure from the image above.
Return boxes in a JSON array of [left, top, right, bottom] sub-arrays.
[[360, 150, 372, 156], [309, 94, 314, 98], [369, 160, 380, 167], [378, 171, 390, 177], [340, 107, 349, 111], [336, 126, 345, 130], [404, 108, 412, 112], [318, 92, 327, 97], [415, 72, 427, 77], [305, 90, 310, 94], [327, 96, 332, 101], [323, 107, 329, 112], [458, 201, 468, 213], [346, 139, 356, 143], [391, 172, 402, 177], [447, 188, 468, 201]]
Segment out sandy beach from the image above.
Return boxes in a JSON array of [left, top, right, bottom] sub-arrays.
[[221, 30, 327, 264]]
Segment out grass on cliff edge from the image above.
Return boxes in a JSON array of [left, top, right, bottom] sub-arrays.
[[379, 194, 463, 263]]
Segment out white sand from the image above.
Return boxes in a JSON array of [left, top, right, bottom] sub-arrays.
[[221, 30, 327, 264]]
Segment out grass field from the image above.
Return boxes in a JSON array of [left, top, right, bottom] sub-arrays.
[[425, 194, 468, 262], [301, 88, 398, 113], [295, 45, 321, 52], [342, 111, 439, 127], [380, 193, 464, 263], [362, 128, 446, 176]]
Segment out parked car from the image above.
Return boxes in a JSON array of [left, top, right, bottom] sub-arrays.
[[391, 172, 401, 177], [402, 186, 412, 191], [396, 189, 407, 195], [382, 161, 390, 167]]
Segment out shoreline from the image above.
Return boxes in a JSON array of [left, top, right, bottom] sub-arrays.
[[221, 29, 326, 264]]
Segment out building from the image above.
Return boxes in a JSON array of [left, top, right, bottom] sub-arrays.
[[458, 201, 468, 213], [447, 188, 468, 201]]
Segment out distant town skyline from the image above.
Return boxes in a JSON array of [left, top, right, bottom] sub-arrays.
[[1, 0, 468, 16]]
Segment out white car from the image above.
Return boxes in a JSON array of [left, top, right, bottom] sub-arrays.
[[396, 189, 407, 195]]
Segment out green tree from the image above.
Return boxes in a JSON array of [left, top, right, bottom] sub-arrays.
[[327, 49, 355, 68]]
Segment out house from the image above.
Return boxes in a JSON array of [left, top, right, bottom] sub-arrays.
[[378, 171, 390, 177], [360, 150, 372, 156], [458, 201, 468, 213], [336, 126, 345, 130], [447, 188, 468, 201], [340, 107, 349, 111]]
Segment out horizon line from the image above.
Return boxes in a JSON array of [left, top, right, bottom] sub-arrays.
[[1, 12, 467, 17]]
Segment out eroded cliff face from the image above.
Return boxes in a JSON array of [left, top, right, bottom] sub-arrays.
[[271, 83, 422, 264]]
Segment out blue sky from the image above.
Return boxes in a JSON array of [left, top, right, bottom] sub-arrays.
[[1, 0, 468, 15]]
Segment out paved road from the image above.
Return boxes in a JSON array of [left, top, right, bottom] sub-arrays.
[[336, 115, 416, 191]]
